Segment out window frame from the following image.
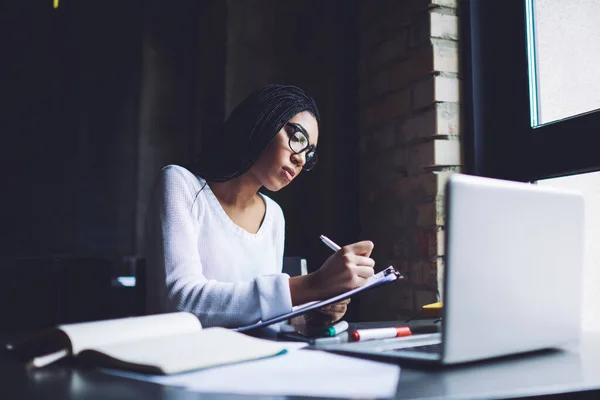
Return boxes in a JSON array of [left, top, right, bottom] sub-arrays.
[[460, 0, 600, 182]]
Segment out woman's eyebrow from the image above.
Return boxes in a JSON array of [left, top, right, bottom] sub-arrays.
[[296, 123, 311, 137], [283, 123, 295, 135], [289, 121, 316, 145]]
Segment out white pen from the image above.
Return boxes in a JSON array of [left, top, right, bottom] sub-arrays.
[[319, 235, 341, 252]]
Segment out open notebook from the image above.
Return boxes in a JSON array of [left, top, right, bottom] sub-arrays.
[[236, 266, 402, 332], [7, 312, 287, 374]]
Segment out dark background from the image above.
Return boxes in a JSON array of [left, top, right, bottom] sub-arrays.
[[1, 0, 365, 327]]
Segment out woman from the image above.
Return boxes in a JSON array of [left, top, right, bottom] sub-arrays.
[[145, 84, 375, 329]]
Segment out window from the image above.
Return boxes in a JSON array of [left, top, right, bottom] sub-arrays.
[[461, 0, 600, 182], [527, 0, 600, 126]]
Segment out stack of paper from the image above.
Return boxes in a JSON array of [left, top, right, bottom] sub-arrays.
[[104, 347, 401, 399]]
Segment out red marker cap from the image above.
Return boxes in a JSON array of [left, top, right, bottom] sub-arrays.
[[395, 327, 412, 337], [351, 330, 360, 341]]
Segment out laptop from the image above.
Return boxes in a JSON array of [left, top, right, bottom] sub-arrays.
[[321, 173, 585, 365]]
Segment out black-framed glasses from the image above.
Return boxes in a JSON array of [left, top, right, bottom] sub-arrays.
[[286, 122, 318, 171]]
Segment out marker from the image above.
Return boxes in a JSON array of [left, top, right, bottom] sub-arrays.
[[423, 302, 443, 309], [351, 327, 412, 341], [320, 235, 341, 252], [323, 320, 349, 337]]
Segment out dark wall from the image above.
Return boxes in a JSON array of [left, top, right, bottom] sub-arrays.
[[134, 0, 227, 253], [2, 0, 362, 320], [3, 1, 361, 264], [2, 2, 143, 257], [1, 1, 227, 259]]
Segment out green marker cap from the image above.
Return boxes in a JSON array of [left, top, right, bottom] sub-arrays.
[[322, 320, 349, 337]]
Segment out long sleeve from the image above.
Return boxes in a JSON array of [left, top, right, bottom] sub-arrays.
[[145, 165, 292, 328]]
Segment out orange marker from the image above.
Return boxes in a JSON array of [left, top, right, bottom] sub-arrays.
[[351, 327, 412, 341]]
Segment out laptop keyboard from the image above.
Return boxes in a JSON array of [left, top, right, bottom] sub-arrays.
[[395, 343, 442, 354]]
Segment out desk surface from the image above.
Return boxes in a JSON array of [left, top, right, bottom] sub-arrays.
[[3, 322, 600, 400]]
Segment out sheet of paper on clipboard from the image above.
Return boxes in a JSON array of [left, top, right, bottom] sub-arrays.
[[236, 266, 403, 333]]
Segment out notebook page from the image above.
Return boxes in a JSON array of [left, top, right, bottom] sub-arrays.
[[61, 312, 201, 354], [88, 327, 287, 374]]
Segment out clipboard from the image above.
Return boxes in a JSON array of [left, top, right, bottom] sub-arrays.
[[235, 266, 403, 332]]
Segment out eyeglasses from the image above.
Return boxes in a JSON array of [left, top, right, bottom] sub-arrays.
[[286, 122, 318, 171]]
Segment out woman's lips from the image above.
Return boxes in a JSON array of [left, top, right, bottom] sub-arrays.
[[282, 167, 295, 181]]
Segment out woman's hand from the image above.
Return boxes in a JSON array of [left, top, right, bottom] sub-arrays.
[[288, 240, 375, 306], [309, 240, 375, 299], [304, 298, 350, 325]]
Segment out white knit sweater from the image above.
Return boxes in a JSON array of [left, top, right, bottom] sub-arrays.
[[144, 164, 293, 328]]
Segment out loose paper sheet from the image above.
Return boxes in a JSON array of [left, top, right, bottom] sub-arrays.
[[103, 348, 400, 399]]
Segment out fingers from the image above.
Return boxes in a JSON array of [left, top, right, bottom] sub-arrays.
[[305, 312, 338, 326], [346, 240, 374, 257], [352, 255, 375, 268], [352, 265, 375, 279], [341, 250, 375, 282], [305, 298, 351, 327], [320, 299, 350, 313], [315, 303, 348, 323], [303, 311, 332, 326], [341, 251, 375, 269], [313, 239, 376, 298]]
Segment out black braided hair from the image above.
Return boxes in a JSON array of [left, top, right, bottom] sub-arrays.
[[190, 84, 320, 182]]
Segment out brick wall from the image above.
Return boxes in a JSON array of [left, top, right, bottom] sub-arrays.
[[358, 0, 461, 320]]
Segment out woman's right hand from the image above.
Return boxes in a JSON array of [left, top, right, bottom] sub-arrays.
[[308, 240, 375, 299]]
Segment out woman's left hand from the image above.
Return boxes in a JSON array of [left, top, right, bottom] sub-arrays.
[[304, 298, 351, 326]]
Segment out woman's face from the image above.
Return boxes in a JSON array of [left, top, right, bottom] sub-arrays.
[[250, 111, 319, 192]]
